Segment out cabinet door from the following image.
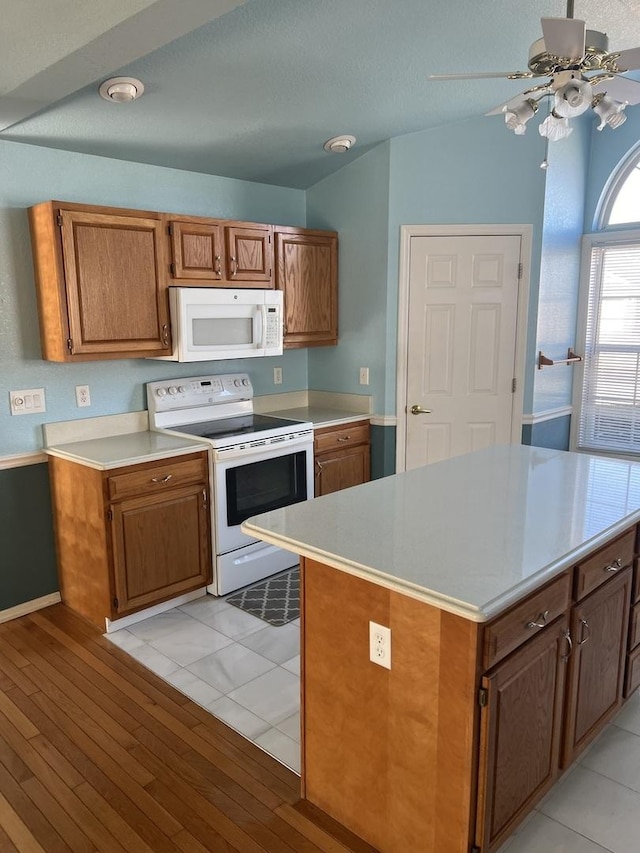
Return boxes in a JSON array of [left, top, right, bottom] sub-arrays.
[[59, 210, 170, 357], [475, 620, 569, 852], [225, 225, 273, 284], [110, 483, 211, 616], [562, 567, 632, 766], [169, 221, 224, 281], [276, 230, 338, 348], [315, 444, 370, 497]]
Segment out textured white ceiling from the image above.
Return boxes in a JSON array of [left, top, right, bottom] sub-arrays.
[[3, 0, 640, 189]]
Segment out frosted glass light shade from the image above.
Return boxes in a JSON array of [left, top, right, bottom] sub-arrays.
[[539, 113, 573, 140], [503, 100, 537, 135], [554, 79, 592, 117], [593, 96, 628, 130]]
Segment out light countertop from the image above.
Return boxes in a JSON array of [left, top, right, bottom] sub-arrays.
[[242, 444, 640, 622], [45, 431, 209, 470], [265, 406, 369, 429]]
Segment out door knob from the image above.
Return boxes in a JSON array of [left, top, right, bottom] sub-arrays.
[[410, 405, 432, 415]]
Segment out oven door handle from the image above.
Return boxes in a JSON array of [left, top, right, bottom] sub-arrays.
[[232, 543, 283, 565]]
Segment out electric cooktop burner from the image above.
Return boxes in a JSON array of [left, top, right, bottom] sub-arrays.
[[173, 413, 304, 441]]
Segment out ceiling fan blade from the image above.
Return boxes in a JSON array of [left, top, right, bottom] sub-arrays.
[[612, 46, 640, 72], [428, 71, 532, 81], [592, 74, 640, 106], [541, 17, 586, 59]]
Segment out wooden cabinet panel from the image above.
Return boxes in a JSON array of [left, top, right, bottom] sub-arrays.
[[276, 228, 338, 348], [170, 221, 223, 280], [574, 529, 635, 601], [482, 573, 571, 670], [111, 483, 210, 615], [314, 420, 370, 497], [29, 202, 171, 361], [625, 644, 640, 698], [475, 619, 568, 852], [629, 601, 640, 650], [225, 224, 272, 283], [108, 456, 208, 501], [633, 558, 640, 604], [562, 567, 632, 766]]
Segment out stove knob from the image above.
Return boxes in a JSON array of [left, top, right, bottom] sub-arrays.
[[156, 388, 167, 397], [242, 378, 249, 386], [168, 386, 179, 396], [178, 386, 186, 393], [234, 379, 241, 387]]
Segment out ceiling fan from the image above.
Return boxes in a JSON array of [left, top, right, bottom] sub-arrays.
[[429, 0, 640, 140]]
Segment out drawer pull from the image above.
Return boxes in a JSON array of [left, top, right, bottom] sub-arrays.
[[604, 558, 623, 573], [315, 460, 323, 474], [151, 474, 173, 484], [337, 436, 350, 442], [561, 628, 573, 662], [161, 324, 169, 346], [578, 618, 591, 646], [526, 610, 550, 629]]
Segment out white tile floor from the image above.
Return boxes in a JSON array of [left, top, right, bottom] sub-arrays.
[[107, 596, 640, 852], [105, 592, 301, 773]]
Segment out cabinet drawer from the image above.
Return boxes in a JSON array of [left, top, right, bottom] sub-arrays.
[[483, 572, 571, 670], [314, 421, 369, 453], [574, 529, 636, 601], [625, 643, 640, 698], [108, 455, 208, 501]]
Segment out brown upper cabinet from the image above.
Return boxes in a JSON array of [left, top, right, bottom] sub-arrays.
[[29, 201, 171, 361], [167, 217, 273, 286], [275, 226, 338, 348]]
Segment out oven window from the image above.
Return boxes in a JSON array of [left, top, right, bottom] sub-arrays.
[[193, 317, 253, 346], [225, 451, 307, 526]]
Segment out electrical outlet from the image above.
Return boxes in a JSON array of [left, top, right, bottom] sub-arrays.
[[273, 367, 283, 385], [9, 388, 46, 415], [359, 367, 369, 386], [75, 385, 91, 407], [369, 621, 391, 669]]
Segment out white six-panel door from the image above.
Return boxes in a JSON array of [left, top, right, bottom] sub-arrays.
[[404, 234, 522, 470]]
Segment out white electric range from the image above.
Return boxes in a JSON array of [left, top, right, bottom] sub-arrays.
[[147, 373, 313, 595]]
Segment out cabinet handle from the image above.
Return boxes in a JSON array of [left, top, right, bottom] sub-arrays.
[[161, 324, 169, 346], [561, 628, 573, 662], [578, 618, 591, 645], [214, 255, 222, 277], [315, 460, 324, 473], [337, 436, 350, 442], [151, 474, 172, 484], [526, 609, 550, 629], [604, 557, 623, 573], [230, 256, 237, 276]]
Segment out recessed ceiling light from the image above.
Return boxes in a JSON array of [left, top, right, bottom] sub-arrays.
[[99, 77, 145, 103], [323, 135, 356, 153]]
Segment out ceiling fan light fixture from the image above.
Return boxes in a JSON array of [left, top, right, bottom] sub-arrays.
[[593, 94, 628, 130], [553, 78, 592, 117], [539, 112, 573, 141], [503, 99, 538, 134], [99, 77, 145, 103]]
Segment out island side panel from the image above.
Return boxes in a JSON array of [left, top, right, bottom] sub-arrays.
[[301, 558, 482, 853]]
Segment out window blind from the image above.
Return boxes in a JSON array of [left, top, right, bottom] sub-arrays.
[[577, 241, 640, 454]]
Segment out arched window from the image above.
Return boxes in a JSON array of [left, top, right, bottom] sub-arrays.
[[600, 148, 640, 228], [574, 148, 640, 457]]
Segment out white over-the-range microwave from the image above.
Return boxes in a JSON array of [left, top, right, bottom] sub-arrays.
[[155, 287, 283, 362]]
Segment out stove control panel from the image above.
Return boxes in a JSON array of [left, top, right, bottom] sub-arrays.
[[147, 373, 253, 414]]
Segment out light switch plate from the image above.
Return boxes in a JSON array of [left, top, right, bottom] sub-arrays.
[[9, 388, 46, 415]]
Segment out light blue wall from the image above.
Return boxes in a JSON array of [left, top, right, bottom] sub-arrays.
[[584, 110, 640, 232], [0, 140, 307, 456], [305, 143, 391, 414], [533, 121, 590, 416]]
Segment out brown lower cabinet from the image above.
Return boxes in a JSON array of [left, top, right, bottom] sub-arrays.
[[48, 451, 212, 629], [301, 524, 639, 853], [313, 420, 370, 496]]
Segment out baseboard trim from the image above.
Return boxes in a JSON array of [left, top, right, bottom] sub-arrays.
[[0, 592, 61, 624]]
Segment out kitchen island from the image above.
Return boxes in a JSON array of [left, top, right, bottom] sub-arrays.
[[243, 445, 640, 853]]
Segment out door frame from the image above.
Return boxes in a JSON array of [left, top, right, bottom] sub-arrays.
[[395, 224, 532, 472]]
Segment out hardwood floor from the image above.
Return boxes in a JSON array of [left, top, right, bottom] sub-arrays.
[[0, 604, 376, 853]]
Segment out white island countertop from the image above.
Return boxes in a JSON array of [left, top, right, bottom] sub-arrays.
[[242, 444, 640, 622]]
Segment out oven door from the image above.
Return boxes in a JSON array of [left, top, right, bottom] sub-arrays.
[[213, 434, 313, 555]]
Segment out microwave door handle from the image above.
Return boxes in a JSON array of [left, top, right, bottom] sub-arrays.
[[256, 305, 266, 348]]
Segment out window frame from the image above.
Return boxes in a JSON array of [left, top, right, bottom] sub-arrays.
[[597, 145, 640, 231], [570, 227, 640, 461]]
